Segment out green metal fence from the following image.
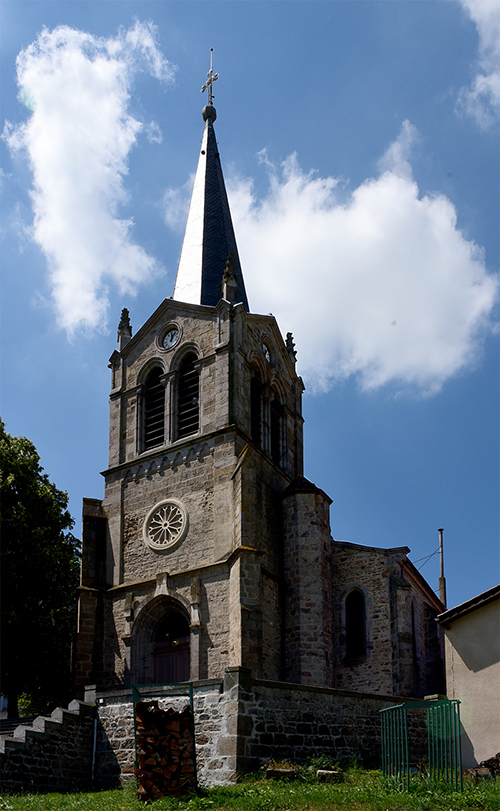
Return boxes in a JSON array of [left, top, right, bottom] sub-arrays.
[[380, 698, 462, 791], [427, 699, 462, 789]]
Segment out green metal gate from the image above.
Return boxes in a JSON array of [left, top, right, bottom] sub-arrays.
[[380, 698, 462, 791]]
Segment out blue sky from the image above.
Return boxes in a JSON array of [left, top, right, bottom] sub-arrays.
[[1, 0, 498, 611]]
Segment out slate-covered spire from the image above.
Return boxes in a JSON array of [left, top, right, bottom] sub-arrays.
[[173, 60, 249, 311]]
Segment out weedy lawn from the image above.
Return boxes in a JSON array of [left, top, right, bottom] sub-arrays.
[[1, 769, 499, 811]]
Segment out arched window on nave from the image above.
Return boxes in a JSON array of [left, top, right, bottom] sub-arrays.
[[345, 589, 366, 661]]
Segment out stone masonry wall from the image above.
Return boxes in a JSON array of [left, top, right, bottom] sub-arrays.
[[240, 676, 427, 771], [0, 672, 430, 793], [410, 581, 445, 698], [390, 573, 414, 696], [331, 543, 405, 695], [0, 700, 95, 793], [92, 668, 428, 789], [93, 679, 239, 788], [330, 542, 444, 699], [103, 564, 231, 687], [282, 482, 333, 687], [237, 446, 289, 681], [120, 444, 218, 584]]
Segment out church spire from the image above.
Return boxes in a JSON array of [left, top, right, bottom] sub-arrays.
[[173, 52, 249, 311]]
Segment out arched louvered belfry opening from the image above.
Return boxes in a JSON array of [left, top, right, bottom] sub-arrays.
[[345, 589, 366, 662], [144, 367, 165, 450], [177, 353, 199, 439], [250, 371, 262, 448], [270, 393, 282, 465]]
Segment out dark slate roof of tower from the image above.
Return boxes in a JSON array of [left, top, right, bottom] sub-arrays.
[[173, 105, 249, 311]]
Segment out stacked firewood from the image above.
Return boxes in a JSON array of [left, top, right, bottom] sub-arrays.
[[135, 700, 196, 801]]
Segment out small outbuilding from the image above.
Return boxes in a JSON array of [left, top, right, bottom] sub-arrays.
[[437, 584, 500, 769]]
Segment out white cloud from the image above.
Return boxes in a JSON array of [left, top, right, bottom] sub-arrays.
[[377, 119, 418, 180], [228, 123, 498, 394], [3, 22, 175, 334], [457, 0, 500, 127], [163, 175, 193, 232]]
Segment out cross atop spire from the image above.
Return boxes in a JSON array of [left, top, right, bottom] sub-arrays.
[[201, 49, 219, 106]]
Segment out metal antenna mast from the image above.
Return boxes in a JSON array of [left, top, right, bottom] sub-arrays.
[[201, 48, 219, 105], [438, 528, 447, 608]]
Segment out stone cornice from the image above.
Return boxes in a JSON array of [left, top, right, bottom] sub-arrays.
[[106, 544, 265, 595], [101, 424, 295, 484]]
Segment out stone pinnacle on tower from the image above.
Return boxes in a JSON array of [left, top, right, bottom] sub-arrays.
[[173, 51, 249, 310]]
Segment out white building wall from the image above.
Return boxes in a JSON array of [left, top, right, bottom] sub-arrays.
[[444, 597, 500, 768]]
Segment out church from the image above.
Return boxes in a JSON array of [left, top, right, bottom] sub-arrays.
[[73, 65, 445, 717]]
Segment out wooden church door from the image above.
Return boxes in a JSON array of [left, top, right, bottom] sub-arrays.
[[153, 611, 190, 683]]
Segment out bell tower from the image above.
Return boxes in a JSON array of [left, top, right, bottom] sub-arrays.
[[74, 60, 314, 694]]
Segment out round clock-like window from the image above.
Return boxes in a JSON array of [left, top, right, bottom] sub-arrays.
[[162, 326, 180, 350], [143, 498, 188, 551]]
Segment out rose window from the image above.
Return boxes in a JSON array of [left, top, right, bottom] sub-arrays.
[[143, 499, 188, 551]]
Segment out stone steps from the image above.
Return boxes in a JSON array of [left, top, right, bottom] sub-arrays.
[[0, 699, 96, 793], [0, 716, 36, 738]]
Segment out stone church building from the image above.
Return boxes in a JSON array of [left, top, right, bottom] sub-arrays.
[[74, 88, 445, 716]]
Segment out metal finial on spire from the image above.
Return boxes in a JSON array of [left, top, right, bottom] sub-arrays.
[[201, 49, 218, 105]]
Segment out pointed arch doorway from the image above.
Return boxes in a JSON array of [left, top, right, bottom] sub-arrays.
[[132, 597, 192, 685], [153, 610, 190, 683]]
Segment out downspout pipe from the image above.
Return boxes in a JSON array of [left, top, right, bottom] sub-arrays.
[[91, 716, 98, 784]]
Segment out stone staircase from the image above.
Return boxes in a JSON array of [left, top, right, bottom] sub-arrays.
[[0, 716, 36, 738], [0, 700, 96, 793]]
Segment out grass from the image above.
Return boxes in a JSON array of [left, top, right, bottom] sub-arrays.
[[1, 768, 499, 811]]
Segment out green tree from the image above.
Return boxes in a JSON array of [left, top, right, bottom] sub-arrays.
[[0, 421, 80, 717]]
